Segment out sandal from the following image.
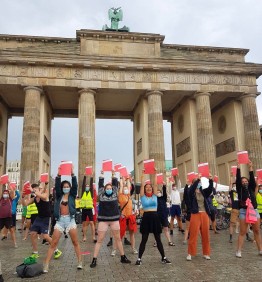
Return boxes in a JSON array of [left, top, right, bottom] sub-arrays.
[[168, 242, 175, 246]]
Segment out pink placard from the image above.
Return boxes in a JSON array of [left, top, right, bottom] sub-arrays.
[[60, 161, 72, 176], [114, 163, 122, 172], [0, 174, 9, 185], [143, 159, 155, 174], [171, 168, 178, 177], [85, 166, 93, 175], [118, 166, 129, 177], [231, 166, 237, 176], [213, 175, 219, 183], [169, 176, 174, 183], [187, 172, 197, 182], [102, 159, 113, 172], [237, 151, 249, 164], [256, 169, 262, 184], [198, 163, 210, 178], [145, 179, 151, 185], [156, 173, 164, 184], [23, 181, 31, 195], [40, 173, 49, 183], [9, 181, 17, 190]]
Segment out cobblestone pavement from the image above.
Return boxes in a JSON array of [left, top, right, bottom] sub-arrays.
[[1, 224, 261, 282]]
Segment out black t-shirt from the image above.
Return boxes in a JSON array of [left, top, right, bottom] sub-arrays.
[[34, 198, 51, 218], [229, 190, 239, 210]]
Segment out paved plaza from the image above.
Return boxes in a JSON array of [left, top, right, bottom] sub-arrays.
[[1, 225, 261, 282]]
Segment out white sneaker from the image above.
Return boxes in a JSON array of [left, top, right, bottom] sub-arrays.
[[203, 255, 211, 260], [77, 261, 83, 269], [186, 254, 192, 261], [111, 249, 116, 256], [43, 263, 49, 273], [133, 248, 138, 254], [236, 251, 242, 258]]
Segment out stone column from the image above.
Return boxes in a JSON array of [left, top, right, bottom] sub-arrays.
[[78, 88, 96, 191], [146, 90, 165, 173], [20, 86, 42, 186], [240, 93, 262, 170], [194, 92, 217, 174]]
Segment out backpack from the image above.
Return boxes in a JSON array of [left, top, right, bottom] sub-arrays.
[[16, 263, 43, 278]]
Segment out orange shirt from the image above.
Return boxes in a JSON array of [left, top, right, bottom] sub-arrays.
[[118, 193, 132, 217]]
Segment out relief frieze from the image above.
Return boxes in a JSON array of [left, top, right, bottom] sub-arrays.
[[176, 137, 191, 157], [0, 64, 255, 87], [215, 137, 235, 158]]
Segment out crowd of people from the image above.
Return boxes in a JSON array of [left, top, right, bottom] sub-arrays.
[[0, 159, 262, 278]]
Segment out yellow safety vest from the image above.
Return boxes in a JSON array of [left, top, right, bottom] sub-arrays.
[[256, 193, 262, 214], [75, 198, 81, 209], [26, 203, 38, 218], [212, 197, 218, 207], [80, 192, 93, 209]]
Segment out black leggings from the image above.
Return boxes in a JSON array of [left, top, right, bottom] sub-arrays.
[[138, 232, 165, 259]]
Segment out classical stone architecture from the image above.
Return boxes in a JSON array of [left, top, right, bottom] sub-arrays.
[[0, 29, 262, 188]]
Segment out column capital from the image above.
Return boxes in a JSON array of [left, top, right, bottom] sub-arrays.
[[194, 91, 211, 99], [240, 92, 259, 100], [145, 89, 164, 98], [78, 88, 96, 96], [23, 86, 43, 94]]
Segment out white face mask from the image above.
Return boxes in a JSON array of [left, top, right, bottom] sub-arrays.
[[123, 189, 129, 195]]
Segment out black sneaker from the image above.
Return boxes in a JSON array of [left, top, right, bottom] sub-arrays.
[[162, 257, 171, 264], [135, 259, 142, 266], [179, 229, 185, 233], [124, 238, 131, 245], [120, 255, 131, 264], [90, 258, 97, 268], [107, 239, 113, 247], [170, 230, 173, 235], [64, 234, 68, 239], [229, 238, 233, 243], [1, 236, 7, 241], [0, 274, 3, 282], [42, 239, 47, 245]]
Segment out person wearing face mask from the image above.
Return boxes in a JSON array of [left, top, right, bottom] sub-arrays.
[[156, 184, 174, 246], [43, 165, 82, 272], [114, 176, 138, 256], [235, 160, 262, 258], [186, 173, 214, 261], [22, 182, 61, 260], [135, 170, 171, 266], [228, 172, 240, 243], [256, 184, 262, 225], [80, 175, 96, 243], [169, 178, 184, 235], [0, 187, 16, 247], [90, 170, 131, 268]]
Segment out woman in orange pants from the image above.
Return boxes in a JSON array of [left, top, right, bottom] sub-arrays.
[[187, 174, 214, 261]]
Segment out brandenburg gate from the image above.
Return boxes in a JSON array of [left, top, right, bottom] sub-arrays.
[[0, 29, 262, 187]]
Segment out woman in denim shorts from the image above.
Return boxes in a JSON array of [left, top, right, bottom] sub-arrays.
[[43, 165, 82, 272]]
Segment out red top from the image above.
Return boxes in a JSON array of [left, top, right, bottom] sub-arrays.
[[0, 198, 12, 218]]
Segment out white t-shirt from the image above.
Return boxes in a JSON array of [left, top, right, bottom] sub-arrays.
[[170, 189, 181, 205]]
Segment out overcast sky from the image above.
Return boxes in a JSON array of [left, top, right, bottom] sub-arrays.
[[1, 0, 262, 180]]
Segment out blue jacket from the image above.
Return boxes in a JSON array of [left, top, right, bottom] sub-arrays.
[[54, 175, 77, 220], [12, 190, 20, 215], [189, 178, 213, 216]]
